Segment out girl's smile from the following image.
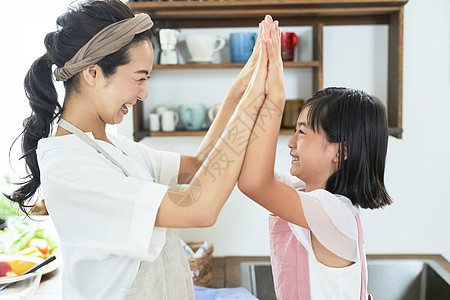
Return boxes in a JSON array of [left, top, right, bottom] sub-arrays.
[[290, 151, 300, 165]]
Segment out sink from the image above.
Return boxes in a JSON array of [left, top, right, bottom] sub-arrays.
[[241, 259, 450, 300]]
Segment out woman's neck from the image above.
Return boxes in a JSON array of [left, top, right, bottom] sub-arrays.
[[56, 96, 110, 143]]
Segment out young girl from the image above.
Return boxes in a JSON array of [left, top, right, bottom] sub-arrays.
[[6, 0, 277, 298], [238, 56, 392, 298]]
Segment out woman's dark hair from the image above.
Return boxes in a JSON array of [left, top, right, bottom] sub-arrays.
[[304, 87, 392, 209], [6, 0, 152, 214]]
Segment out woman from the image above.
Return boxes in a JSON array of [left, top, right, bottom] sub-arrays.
[[7, 0, 278, 298]]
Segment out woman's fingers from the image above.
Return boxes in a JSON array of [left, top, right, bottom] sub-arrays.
[[252, 39, 268, 88], [262, 18, 271, 40], [243, 38, 268, 102], [246, 21, 263, 65], [253, 22, 262, 52]]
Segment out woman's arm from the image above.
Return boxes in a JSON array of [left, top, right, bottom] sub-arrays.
[[155, 38, 270, 228], [178, 16, 274, 184], [237, 22, 309, 229]]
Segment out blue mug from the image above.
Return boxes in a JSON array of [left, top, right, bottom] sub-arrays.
[[230, 32, 257, 63], [179, 104, 206, 131]]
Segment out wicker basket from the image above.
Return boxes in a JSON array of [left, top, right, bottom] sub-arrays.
[[186, 241, 214, 287]]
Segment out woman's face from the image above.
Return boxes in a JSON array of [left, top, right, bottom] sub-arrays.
[[95, 40, 154, 125], [287, 107, 339, 190]]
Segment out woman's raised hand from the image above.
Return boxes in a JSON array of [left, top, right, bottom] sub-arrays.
[[239, 33, 269, 109]]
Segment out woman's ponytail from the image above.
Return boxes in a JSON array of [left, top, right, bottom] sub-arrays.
[[6, 53, 62, 214]]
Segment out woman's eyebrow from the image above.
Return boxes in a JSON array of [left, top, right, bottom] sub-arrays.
[[297, 122, 307, 127], [134, 70, 149, 75]]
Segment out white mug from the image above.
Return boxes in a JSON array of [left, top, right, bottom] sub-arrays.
[[208, 103, 222, 122], [161, 110, 179, 132], [155, 106, 168, 115], [186, 34, 226, 62], [149, 113, 160, 132]]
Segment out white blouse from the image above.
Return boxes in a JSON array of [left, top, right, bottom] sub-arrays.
[[37, 133, 180, 299], [275, 173, 364, 299]]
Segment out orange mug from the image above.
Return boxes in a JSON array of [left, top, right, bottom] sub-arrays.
[[281, 32, 298, 61]]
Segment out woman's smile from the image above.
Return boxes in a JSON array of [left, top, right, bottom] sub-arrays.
[[121, 103, 133, 115]]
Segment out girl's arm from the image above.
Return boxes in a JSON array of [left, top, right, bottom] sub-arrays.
[[155, 38, 270, 228], [178, 17, 271, 184], [237, 22, 309, 229]]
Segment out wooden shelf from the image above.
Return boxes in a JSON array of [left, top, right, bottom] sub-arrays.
[[154, 61, 319, 70], [130, 0, 407, 140], [130, 0, 408, 28], [150, 130, 207, 137], [136, 128, 402, 139], [136, 129, 296, 138]]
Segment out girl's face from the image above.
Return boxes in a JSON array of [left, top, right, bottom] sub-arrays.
[[287, 107, 339, 191], [95, 40, 154, 125]]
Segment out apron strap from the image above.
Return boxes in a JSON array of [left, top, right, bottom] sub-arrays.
[[58, 118, 131, 177], [355, 213, 370, 300]]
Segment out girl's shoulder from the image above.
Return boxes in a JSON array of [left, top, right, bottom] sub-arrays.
[[306, 189, 359, 216], [274, 172, 359, 216]]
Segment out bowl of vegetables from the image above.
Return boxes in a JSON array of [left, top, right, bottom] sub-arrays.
[[0, 191, 59, 284], [0, 254, 44, 299]]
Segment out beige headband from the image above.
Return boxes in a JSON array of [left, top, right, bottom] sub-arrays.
[[54, 13, 154, 81]]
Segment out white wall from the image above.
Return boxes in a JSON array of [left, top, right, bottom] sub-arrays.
[[0, 1, 74, 187], [139, 0, 450, 259], [0, 0, 448, 260]]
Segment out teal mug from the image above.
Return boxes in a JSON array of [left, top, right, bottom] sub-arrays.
[[179, 104, 206, 131]]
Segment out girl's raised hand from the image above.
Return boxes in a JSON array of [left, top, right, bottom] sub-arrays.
[[265, 22, 285, 102]]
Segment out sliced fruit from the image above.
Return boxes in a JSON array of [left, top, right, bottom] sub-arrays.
[[9, 260, 37, 276], [17, 246, 44, 258], [28, 238, 49, 255], [0, 261, 12, 277]]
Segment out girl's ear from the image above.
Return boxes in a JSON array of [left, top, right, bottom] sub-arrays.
[[333, 142, 347, 163]]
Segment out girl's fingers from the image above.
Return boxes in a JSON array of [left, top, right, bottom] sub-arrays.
[[267, 38, 279, 74], [269, 22, 282, 63]]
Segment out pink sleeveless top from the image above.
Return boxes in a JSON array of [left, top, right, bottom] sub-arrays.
[[269, 213, 372, 299]]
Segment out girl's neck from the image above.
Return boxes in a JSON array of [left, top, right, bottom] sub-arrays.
[[303, 178, 328, 192]]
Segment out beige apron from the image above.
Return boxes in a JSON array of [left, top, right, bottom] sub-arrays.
[[58, 119, 195, 299], [126, 228, 194, 299]]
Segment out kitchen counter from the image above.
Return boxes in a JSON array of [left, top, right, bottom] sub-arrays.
[[30, 254, 449, 298], [211, 254, 450, 288]]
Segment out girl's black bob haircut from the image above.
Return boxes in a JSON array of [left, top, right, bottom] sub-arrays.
[[303, 87, 392, 209]]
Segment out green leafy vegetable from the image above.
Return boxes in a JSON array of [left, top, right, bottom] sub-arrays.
[[0, 217, 57, 256], [0, 193, 23, 217]]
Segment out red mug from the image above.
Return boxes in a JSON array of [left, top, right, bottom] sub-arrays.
[[281, 32, 298, 61]]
